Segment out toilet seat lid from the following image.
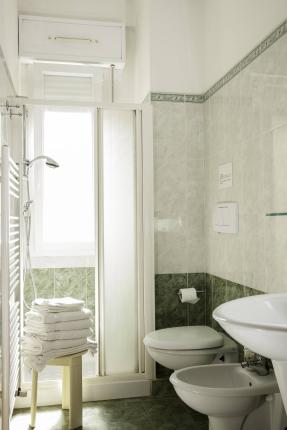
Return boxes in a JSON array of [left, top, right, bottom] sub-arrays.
[[144, 326, 224, 350]]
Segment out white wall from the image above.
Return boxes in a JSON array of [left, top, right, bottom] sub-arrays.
[[203, 0, 287, 91], [150, 0, 204, 94], [0, 0, 19, 93], [18, 0, 287, 98], [18, 0, 137, 101], [18, 0, 135, 25], [144, 0, 287, 95], [134, 0, 151, 102]]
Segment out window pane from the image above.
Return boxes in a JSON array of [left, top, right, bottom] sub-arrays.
[[42, 110, 94, 253]]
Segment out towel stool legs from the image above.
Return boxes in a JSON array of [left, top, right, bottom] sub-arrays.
[[30, 370, 38, 428], [61, 355, 82, 429], [30, 351, 87, 429]]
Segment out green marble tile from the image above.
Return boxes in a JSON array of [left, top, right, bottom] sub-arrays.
[[226, 280, 245, 301], [187, 272, 206, 324], [12, 390, 208, 430], [156, 363, 173, 379], [24, 269, 54, 307], [87, 267, 96, 318], [187, 299, 206, 326], [155, 274, 188, 330], [54, 267, 87, 302], [84, 399, 152, 430], [187, 273, 206, 289], [23, 272, 34, 307], [35, 269, 55, 298], [212, 276, 226, 331], [142, 397, 207, 429], [205, 274, 213, 327], [151, 380, 177, 398], [244, 286, 263, 297]]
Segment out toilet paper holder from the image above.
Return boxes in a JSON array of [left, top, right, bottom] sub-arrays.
[[177, 289, 204, 298]]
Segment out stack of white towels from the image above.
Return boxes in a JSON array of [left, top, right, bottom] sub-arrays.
[[22, 297, 95, 372]]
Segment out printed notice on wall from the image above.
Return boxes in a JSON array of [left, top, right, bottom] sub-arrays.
[[218, 162, 233, 189]]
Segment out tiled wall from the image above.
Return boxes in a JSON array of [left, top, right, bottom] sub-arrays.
[[155, 272, 262, 377], [153, 102, 205, 274], [155, 273, 261, 332], [24, 268, 95, 316], [153, 28, 287, 301], [155, 273, 206, 330], [205, 32, 287, 293]]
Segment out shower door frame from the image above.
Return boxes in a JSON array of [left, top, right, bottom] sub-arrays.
[[12, 98, 155, 407]]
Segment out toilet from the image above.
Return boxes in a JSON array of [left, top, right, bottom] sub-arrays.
[[144, 326, 238, 370], [170, 363, 286, 430]]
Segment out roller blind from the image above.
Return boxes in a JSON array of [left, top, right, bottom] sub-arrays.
[[44, 74, 93, 99]]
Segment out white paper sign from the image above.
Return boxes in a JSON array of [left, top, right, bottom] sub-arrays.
[[219, 162, 233, 189]]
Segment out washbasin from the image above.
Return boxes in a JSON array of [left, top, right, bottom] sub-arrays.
[[213, 293, 287, 413]]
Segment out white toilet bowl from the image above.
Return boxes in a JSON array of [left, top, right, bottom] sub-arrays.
[[170, 363, 279, 430], [144, 326, 238, 370]]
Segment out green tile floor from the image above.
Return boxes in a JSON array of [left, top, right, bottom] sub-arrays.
[[12, 393, 208, 430]]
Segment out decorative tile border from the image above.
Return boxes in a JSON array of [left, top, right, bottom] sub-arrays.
[[185, 94, 205, 103], [151, 93, 185, 103], [151, 92, 204, 103], [151, 19, 287, 104]]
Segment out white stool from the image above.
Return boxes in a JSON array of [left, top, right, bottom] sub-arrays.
[[30, 350, 87, 430]]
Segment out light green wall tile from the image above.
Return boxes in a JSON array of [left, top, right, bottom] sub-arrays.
[[24, 269, 54, 307], [24, 267, 96, 312], [87, 267, 96, 316], [54, 268, 87, 302]]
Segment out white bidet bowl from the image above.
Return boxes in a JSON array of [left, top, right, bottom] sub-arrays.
[[170, 363, 278, 430]]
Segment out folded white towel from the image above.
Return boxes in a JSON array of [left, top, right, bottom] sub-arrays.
[[23, 342, 91, 372], [32, 297, 84, 313], [22, 335, 87, 355], [26, 308, 91, 324], [24, 327, 92, 341], [25, 318, 93, 333]]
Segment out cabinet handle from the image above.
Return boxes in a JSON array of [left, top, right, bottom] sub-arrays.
[[48, 36, 99, 43]]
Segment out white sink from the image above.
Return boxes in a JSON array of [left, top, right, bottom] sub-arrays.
[[213, 293, 287, 413]]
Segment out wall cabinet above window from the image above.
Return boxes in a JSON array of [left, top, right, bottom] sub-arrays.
[[19, 15, 125, 68]]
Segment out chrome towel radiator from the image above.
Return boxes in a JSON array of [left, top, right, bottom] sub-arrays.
[[1, 144, 21, 428]]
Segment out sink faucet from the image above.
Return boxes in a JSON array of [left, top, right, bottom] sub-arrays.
[[241, 350, 271, 376]]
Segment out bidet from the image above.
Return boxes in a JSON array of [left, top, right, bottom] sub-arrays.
[[170, 363, 279, 430], [213, 293, 287, 414]]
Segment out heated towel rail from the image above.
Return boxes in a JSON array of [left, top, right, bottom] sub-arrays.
[[1, 144, 21, 428]]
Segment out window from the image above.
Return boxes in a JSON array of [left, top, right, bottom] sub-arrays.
[[31, 108, 95, 263]]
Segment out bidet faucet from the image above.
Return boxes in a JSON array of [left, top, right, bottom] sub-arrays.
[[241, 349, 271, 376]]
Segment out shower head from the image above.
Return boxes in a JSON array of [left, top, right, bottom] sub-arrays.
[[26, 155, 59, 171]]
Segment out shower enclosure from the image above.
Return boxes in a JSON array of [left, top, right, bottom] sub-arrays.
[[8, 100, 155, 408]]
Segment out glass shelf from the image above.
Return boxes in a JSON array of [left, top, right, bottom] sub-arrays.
[[266, 212, 287, 217]]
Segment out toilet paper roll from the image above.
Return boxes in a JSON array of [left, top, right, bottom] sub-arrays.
[[178, 288, 200, 304]]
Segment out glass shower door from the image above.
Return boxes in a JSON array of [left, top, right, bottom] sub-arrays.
[[98, 108, 144, 376]]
